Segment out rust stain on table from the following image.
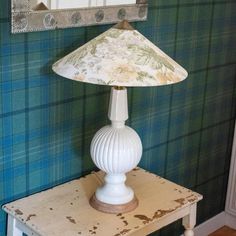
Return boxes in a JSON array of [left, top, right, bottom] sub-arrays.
[[66, 216, 76, 224], [26, 214, 36, 221], [114, 229, 131, 236], [15, 209, 23, 215]]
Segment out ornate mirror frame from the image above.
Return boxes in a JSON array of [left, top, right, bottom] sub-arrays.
[[11, 0, 148, 33]]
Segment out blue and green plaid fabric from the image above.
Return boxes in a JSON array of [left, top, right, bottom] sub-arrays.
[[0, 0, 236, 235]]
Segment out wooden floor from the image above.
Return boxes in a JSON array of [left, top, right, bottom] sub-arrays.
[[210, 226, 236, 236]]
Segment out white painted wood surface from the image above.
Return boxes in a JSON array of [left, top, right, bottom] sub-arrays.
[[3, 168, 202, 236], [226, 123, 236, 217]]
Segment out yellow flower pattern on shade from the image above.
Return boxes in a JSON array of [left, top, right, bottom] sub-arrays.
[[53, 21, 188, 87]]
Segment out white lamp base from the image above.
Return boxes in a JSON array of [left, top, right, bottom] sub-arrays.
[[90, 87, 143, 213], [96, 173, 134, 204]]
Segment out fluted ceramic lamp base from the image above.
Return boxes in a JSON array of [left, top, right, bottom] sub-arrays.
[[90, 87, 143, 213], [89, 194, 139, 214]]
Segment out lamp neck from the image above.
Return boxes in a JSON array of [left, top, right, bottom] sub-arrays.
[[108, 87, 128, 128]]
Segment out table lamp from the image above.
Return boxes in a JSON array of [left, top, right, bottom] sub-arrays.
[[52, 20, 188, 214]]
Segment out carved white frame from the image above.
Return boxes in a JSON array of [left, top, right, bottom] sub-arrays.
[[11, 0, 148, 33]]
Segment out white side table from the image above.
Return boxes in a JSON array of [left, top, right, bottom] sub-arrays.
[[2, 168, 202, 236]]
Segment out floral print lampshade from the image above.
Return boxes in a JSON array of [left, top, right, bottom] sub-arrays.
[[52, 20, 188, 87]]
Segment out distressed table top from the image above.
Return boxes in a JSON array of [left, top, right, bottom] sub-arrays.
[[2, 168, 202, 236]]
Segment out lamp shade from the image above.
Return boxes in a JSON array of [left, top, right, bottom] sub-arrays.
[[52, 20, 188, 87]]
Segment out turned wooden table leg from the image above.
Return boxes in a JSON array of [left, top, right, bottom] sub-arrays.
[[7, 215, 23, 236], [182, 204, 197, 236]]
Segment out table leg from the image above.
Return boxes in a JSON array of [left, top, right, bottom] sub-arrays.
[[7, 214, 23, 236], [182, 204, 197, 236]]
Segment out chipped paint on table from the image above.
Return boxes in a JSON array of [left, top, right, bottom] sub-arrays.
[[2, 168, 202, 236]]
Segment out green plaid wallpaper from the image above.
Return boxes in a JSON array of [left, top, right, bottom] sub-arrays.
[[0, 0, 236, 235]]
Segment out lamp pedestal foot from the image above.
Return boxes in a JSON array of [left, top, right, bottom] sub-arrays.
[[95, 173, 134, 204]]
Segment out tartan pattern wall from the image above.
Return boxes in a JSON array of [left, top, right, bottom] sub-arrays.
[[0, 0, 236, 235]]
